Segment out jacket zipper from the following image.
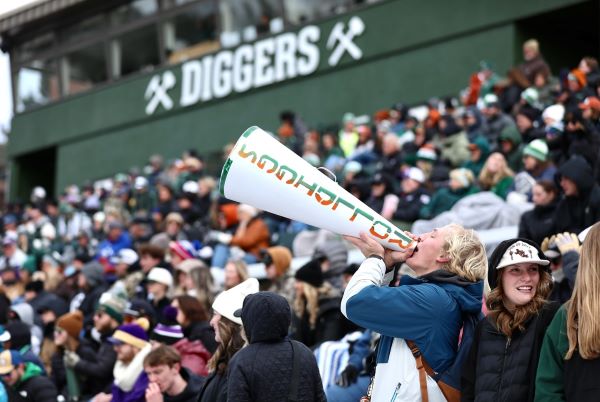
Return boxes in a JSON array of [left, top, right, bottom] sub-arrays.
[[389, 382, 401, 402], [497, 337, 511, 401]]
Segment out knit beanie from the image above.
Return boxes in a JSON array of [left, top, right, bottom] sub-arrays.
[[151, 323, 184, 346], [295, 259, 324, 288], [82, 261, 105, 288], [56, 311, 84, 339], [169, 241, 197, 261], [97, 293, 127, 324], [108, 322, 149, 349], [523, 139, 548, 162], [416, 145, 437, 162], [261, 246, 292, 276], [313, 241, 348, 276]]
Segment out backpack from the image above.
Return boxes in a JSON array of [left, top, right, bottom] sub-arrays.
[[407, 311, 483, 402]]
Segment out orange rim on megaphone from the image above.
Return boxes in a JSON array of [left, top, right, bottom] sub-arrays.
[[220, 126, 414, 251]]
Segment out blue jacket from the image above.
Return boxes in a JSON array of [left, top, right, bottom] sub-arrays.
[[343, 264, 483, 373]]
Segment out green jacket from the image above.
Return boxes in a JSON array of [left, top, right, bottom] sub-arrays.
[[491, 176, 514, 200], [535, 305, 568, 402], [433, 131, 470, 168]]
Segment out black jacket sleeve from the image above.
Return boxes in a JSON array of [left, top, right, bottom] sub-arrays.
[[50, 351, 66, 393], [460, 320, 484, 402], [74, 341, 116, 380]]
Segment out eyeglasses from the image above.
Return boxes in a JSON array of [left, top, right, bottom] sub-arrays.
[[95, 311, 105, 318]]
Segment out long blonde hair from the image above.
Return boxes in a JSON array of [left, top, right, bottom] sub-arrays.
[[566, 222, 600, 359], [293, 282, 335, 329], [207, 316, 245, 374], [478, 152, 514, 190]]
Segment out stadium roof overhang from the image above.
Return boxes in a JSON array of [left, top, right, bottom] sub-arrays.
[[0, 0, 86, 33]]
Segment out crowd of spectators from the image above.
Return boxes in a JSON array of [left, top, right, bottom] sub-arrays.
[[0, 38, 599, 401]]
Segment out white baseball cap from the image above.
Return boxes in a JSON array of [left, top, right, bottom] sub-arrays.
[[496, 241, 550, 269], [115, 249, 138, 266], [147, 267, 173, 288], [406, 167, 425, 183], [212, 278, 259, 325]]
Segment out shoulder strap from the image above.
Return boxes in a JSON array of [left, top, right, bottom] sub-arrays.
[[287, 340, 301, 402], [406, 340, 435, 402]]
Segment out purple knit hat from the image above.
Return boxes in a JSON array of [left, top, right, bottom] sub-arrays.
[[151, 323, 184, 345], [108, 323, 148, 349]]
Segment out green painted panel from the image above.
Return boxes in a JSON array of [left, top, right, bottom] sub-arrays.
[[8, 0, 585, 157], [55, 24, 515, 191]]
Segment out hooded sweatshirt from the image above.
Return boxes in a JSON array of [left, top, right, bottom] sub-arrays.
[[227, 292, 326, 402], [553, 155, 600, 233], [10, 362, 57, 402]]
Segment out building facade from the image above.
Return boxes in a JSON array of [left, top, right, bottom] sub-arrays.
[[1, 0, 597, 199]]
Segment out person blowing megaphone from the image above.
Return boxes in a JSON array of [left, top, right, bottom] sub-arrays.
[[341, 225, 487, 402]]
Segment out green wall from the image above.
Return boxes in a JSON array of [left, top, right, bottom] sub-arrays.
[[7, 0, 589, 197]]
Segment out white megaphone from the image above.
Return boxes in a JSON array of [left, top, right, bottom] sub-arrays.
[[219, 126, 414, 251]]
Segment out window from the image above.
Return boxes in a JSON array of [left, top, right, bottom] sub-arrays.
[[64, 43, 108, 95], [15, 59, 60, 112], [15, 33, 54, 63], [163, 1, 219, 63], [112, 25, 160, 78], [111, 0, 158, 25], [219, 0, 284, 48]]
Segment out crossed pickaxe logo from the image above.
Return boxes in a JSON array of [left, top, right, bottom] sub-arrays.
[[144, 71, 176, 115], [326, 16, 365, 67]]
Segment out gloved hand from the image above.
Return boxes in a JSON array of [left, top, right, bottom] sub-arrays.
[[63, 350, 81, 368], [540, 235, 553, 252], [208, 231, 232, 244], [336, 364, 359, 387], [554, 232, 580, 255]]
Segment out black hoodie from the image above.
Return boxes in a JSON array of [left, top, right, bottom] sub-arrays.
[[227, 292, 326, 402], [553, 155, 600, 234]]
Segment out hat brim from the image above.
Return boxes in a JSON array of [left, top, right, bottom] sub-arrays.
[[0, 365, 13, 375], [496, 259, 549, 270], [233, 308, 242, 318], [0, 331, 11, 342]]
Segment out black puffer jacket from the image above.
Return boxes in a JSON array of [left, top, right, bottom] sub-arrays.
[[553, 155, 600, 234], [227, 292, 326, 402], [461, 302, 558, 402]]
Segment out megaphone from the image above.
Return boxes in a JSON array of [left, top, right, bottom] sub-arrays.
[[219, 126, 414, 251]]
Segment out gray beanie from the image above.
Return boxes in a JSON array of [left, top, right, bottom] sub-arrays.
[[82, 261, 105, 288], [313, 240, 348, 276]]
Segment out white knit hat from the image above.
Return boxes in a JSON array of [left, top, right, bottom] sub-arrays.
[[212, 278, 259, 325], [542, 104, 565, 123], [523, 139, 548, 162]]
